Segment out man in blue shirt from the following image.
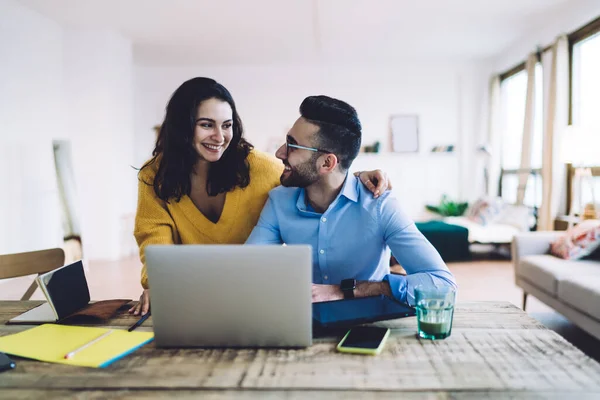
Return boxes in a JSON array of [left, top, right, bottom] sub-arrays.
[[246, 95, 456, 305]]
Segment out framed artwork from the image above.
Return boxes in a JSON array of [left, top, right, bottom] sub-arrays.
[[389, 115, 419, 153]]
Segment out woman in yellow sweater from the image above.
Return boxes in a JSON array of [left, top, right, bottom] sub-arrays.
[[130, 77, 389, 316]]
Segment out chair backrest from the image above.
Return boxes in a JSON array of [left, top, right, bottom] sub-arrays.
[[0, 248, 65, 300]]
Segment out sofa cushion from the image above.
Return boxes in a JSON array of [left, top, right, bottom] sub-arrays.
[[518, 254, 600, 295], [495, 204, 534, 232], [558, 276, 600, 321], [444, 216, 520, 244]]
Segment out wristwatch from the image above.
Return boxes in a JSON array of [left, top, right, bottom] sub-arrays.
[[340, 279, 356, 299]]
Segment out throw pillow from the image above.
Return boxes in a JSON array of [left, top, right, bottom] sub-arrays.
[[550, 219, 600, 260], [466, 197, 505, 225], [495, 204, 534, 232]]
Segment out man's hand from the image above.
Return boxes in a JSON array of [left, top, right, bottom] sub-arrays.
[[355, 170, 392, 198], [128, 289, 150, 316], [312, 284, 344, 303]]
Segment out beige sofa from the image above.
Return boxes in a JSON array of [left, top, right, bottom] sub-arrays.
[[513, 231, 600, 341]]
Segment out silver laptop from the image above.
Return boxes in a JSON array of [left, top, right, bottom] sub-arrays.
[[145, 245, 312, 348]]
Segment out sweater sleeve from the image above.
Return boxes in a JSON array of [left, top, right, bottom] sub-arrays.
[[134, 167, 177, 289]]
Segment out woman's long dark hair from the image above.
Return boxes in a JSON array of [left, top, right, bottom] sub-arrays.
[[141, 77, 253, 201]]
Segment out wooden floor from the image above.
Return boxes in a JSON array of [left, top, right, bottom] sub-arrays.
[[2, 255, 600, 362]]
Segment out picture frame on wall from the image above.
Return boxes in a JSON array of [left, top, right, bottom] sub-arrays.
[[389, 114, 419, 153]]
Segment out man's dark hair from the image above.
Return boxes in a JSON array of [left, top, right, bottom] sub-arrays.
[[299, 95, 362, 171], [140, 77, 253, 201]]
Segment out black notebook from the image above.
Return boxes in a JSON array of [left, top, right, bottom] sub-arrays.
[[37, 260, 90, 320], [8, 260, 130, 325]]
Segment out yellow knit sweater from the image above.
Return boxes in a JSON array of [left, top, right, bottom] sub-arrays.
[[134, 150, 283, 288]]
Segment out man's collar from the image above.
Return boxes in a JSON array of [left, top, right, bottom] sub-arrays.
[[296, 189, 311, 213], [340, 173, 359, 203], [296, 173, 358, 213]]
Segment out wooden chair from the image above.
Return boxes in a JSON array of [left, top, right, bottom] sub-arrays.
[[0, 248, 65, 300]]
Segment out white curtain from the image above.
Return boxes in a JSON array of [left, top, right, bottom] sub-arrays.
[[53, 141, 81, 238], [516, 54, 538, 205], [538, 36, 569, 230], [487, 76, 502, 197]]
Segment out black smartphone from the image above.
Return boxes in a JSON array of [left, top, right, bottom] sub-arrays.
[[0, 352, 16, 372], [336, 326, 391, 355]]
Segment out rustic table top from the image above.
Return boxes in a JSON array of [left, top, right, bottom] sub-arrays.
[[1, 300, 600, 399]]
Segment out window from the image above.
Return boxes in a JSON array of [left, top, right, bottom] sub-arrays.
[[571, 30, 600, 209], [499, 63, 544, 207], [581, 174, 600, 208], [572, 32, 600, 127]]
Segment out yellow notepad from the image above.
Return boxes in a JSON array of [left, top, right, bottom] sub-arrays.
[[0, 324, 154, 368]]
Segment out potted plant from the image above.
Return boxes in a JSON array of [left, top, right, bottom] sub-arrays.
[[426, 195, 468, 217]]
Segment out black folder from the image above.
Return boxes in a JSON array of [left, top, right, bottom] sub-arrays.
[[8, 260, 130, 325], [312, 295, 416, 329]]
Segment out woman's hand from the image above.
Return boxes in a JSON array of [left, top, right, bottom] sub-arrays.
[[128, 289, 150, 316], [355, 170, 392, 198]]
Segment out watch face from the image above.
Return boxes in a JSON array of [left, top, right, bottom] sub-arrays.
[[341, 279, 356, 291]]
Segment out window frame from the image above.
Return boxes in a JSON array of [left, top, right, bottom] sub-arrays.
[[497, 61, 544, 207], [566, 16, 600, 213], [497, 68, 524, 203], [499, 62, 526, 82], [497, 16, 600, 216], [498, 168, 543, 207]]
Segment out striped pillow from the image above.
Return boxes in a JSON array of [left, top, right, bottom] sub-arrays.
[[550, 219, 600, 260]]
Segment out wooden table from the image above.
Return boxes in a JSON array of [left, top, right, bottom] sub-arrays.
[[1, 301, 600, 399]]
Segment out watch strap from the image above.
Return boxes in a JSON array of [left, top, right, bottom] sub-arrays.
[[341, 279, 356, 299]]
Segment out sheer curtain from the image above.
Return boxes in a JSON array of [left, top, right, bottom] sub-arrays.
[[516, 54, 538, 205], [487, 76, 502, 197], [538, 36, 569, 230]]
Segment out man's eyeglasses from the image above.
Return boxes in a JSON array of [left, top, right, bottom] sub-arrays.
[[285, 141, 330, 156]]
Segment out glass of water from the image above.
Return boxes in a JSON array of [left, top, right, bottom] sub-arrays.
[[415, 285, 456, 340]]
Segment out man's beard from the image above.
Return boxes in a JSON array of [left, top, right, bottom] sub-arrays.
[[280, 155, 320, 188]]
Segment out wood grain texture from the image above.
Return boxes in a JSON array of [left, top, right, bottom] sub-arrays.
[[0, 248, 65, 300], [4, 390, 600, 400], [1, 301, 600, 397], [0, 249, 65, 280]]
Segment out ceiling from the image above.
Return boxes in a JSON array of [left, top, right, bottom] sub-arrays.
[[19, 0, 585, 65]]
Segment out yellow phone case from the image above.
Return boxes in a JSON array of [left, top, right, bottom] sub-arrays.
[[336, 328, 390, 355]]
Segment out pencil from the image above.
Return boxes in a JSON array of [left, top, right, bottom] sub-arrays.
[[64, 330, 114, 359], [128, 311, 151, 332]]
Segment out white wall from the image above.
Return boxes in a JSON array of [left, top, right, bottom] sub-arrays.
[[135, 62, 490, 218], [0, 0, 137, 261], [63, 29, 137, 261], [493, 0, 600, 72], [0, 0, 65, 254]]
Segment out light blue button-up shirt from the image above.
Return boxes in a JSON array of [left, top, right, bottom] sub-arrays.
[[246, 173, 457, 305]]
